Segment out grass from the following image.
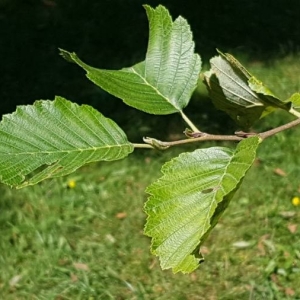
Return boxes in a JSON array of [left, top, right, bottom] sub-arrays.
[[1, 54, 300, 299]]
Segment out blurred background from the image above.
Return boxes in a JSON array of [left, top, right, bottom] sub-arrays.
[[1, 0, 300, 131]]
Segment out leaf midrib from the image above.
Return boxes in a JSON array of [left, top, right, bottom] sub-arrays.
[[1, 144, 131, 156], [212, 60, 262, 105], [131, 66, 181, 111]]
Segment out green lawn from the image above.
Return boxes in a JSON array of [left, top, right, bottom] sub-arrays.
[[1, 54, 300, 299]]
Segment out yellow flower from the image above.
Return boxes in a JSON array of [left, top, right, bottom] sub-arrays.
[[67, 179, 76, 189], [292, 196, 300, 206]]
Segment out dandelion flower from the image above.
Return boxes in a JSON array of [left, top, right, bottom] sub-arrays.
[[292, 196, 300, 206], [67, 179, 76, 189]]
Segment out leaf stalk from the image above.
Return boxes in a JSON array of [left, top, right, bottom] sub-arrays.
[[288, 107, 300, 118], [179, 111, 200, 132]]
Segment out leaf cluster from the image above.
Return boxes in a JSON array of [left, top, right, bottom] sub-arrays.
[[0, 4, 299, 273]]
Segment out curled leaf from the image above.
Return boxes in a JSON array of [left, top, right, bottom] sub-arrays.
[[203, 50, 290, 128]]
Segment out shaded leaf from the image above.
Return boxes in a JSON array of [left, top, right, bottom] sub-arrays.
[[203, 51, 290, 128], [0, 97, 133, 188], [203, 57, 265, 129], [60, 5, 201, 115], [144, 136, 260, 273]]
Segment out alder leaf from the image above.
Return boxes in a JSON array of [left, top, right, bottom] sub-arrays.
[[60, 5, 201, 115], [203, 51, 290, 128], [0, 97, 133, 188], [144, 136, 260, 273]]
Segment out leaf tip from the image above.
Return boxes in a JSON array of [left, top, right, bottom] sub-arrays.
[[59, 49, 78, 64], [216, 48, 224, 55], [59, 49, 72, 61]]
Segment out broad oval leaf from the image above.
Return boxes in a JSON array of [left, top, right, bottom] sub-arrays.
[[203, 51, 290, 129], [0, 96, 134, 188], [60, 5, 201, 115], [144, 136, 260, 273]]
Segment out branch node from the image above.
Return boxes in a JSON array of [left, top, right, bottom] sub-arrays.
[[184, 128, 206, 138], [235, 131, 257, 138], [143, 137, 170, 150]]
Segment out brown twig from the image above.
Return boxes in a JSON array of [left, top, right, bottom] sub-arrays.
[[134, 117, 300, 149], [258, 117, 300, 139]]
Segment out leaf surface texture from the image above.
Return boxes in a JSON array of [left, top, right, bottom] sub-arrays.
[[204, 51, 290, 128], [145, 136, 260, 273], [0, 97, 133, 188], [60, 5, 201, 115]]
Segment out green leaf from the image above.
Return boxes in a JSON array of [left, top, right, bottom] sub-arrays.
[[219, 52, 287, 111], [287, 92, 300, 110], [60, 5, 201, 115], [285, 93, 300, 118], [203, 51, 290, 128], [248, 76, 288, 109], [144, 136, 260, 273], [0, 97, 133, 188]]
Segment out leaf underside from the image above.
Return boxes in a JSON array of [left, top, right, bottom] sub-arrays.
[[203, 51, 290, 129], [60, 5, 201, 115], [144, 136, 260, 273], [0, 97, 133, 188]]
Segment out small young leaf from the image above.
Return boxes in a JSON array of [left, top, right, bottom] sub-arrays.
[[144, 136, 260, 273], [287, 93, 300, 110], [203, 51, 290, 128], [60, 5, 201, 115], [0, 97, 133, 188], [248, 76, 289, 110]]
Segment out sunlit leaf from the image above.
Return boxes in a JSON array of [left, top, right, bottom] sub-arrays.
[[144, 136, 260, 273], [287, 92, 300, 110], [60, 5, 201, 115], [0, 97, 133, 188]]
